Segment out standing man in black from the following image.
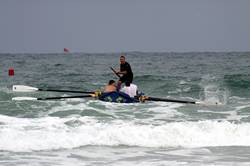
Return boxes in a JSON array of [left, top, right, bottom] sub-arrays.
[[116, 55, 133, 89]]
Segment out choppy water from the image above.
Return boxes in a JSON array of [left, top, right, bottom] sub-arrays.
[[0, 52, 250, 165]]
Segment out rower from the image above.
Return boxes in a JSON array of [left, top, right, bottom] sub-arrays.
[[121, 81, 138, 97], [104, 80, 117, 92], [115, 55, 133, 89]]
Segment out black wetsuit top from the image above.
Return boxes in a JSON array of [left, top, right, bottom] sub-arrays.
[[120, 62, 133, 83]]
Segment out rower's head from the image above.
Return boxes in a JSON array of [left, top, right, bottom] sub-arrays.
[[120, 55, 126, 64], [108, 80, 116, 86], [125, 81, 131, 87]]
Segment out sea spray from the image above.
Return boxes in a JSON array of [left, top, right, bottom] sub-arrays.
[[200, 75, 229, 104]]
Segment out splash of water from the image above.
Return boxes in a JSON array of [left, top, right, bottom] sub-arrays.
[[200, 75, 228, 105]]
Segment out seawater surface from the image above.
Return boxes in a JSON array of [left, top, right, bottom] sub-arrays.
[[0, 52, 250, 165]]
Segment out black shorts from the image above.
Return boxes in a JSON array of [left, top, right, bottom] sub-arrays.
[[120, 74, 133, 83]]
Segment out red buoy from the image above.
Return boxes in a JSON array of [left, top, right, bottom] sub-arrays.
[[9, 68, 14, 76], [64, 48, 69, 53]]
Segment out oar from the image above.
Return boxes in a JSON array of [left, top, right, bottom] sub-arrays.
[[110, 67, 121, 79], [141, 96, 210, 105], [12, 94, 94, 101], [145, 97, 197, 104], [13, 85, 94, 94]]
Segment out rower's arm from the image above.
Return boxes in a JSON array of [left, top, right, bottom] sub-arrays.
[[117, 70, 127, 75]]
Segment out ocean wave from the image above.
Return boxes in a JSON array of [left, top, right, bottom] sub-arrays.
[[1, 115, 250, 152]]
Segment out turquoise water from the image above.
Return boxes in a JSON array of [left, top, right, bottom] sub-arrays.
[[0, 52, 250, 165]]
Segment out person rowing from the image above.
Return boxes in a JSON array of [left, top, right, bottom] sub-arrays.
[[121, 81, 138, 97], [103, 80, 117, 92], [100, 79, 138, 103], [115, 55, 133, 89]]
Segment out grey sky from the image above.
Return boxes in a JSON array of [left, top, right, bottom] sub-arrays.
[[0, 0, 250, 53]]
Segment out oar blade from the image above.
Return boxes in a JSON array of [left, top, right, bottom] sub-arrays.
[[195, 101, 223, 106], [13, 85, 38, 92], [12, 97, 38, 101]]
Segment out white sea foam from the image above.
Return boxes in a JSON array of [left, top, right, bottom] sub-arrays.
[[179, 80, 187, 85], [48, 99, 184, 122], [0, 114, 250, 152], [145, 103, 184, 123]]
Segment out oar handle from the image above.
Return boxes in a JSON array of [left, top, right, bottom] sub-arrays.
[[110, 67, 121, 78]]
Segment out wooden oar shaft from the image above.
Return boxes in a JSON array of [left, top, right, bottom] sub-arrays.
[[13, 85, 94, 94], [37, 95, 93, 100], [39, 89, 94, 94], [146, 97, 196, 104], [110, 67, 121, 78]]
